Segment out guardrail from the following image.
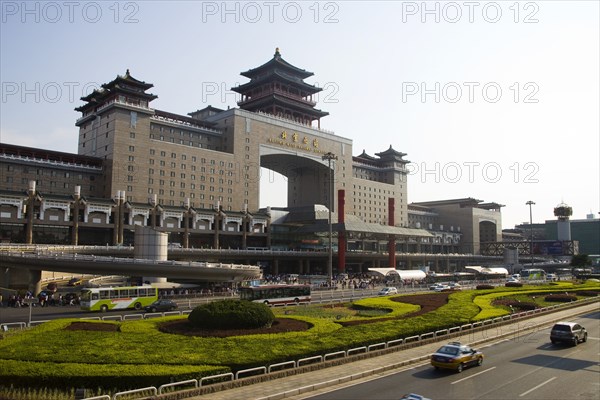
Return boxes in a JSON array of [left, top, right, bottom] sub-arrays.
[[74, 296, 598, 400]]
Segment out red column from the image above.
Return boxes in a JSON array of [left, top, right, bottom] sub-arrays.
[[337, 189, 346, 273], [388, 198, 396, 269]]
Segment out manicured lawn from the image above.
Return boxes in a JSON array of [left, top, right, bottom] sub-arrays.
[[1, 281, 597, 395]]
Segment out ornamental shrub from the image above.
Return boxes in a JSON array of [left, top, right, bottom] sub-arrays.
[[188, 299, 275, 329], [577, 290, 599, 297], [544, 293, 577, 302], [476, 284, 494, 290], [505, 282, 523, 287]]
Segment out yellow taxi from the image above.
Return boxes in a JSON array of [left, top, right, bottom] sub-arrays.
[[430, 342, 483, 372]]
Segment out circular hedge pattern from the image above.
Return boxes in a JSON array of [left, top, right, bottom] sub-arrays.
[[188, 299, 275, 330]]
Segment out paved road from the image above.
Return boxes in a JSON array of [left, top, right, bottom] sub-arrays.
[[303, 312, 600, 399], [183, 301, 599, 400]]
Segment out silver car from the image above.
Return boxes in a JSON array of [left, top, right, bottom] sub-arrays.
[[550, 321, 587, 346]]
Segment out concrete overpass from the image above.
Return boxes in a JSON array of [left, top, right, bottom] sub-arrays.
[[0, 244, 505, 293], [0, 246, 262, 294]]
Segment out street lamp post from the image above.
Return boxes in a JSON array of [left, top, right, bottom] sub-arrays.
[[72, 185, 81, 246], [183, 198, 190, 249], [26, 180, 36, 244], [322, 152, 337, 284], [526, 200, 535, 267]]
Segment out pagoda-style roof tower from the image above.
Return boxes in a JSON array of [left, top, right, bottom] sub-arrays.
[[231, 48, 329, 128], [375, 145, 409, 165], [75, 70, 157, 125]]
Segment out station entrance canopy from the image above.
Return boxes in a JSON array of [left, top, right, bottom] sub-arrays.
[[368, 268, 427, 280], [465, 265, 509, 275]]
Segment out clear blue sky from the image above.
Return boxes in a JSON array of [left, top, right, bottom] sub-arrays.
[[1, 1, 598, 228]]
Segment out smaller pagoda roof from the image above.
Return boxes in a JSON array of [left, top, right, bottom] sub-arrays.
[[77, 70, 157, 111], [355, 150, 377, 161], [101, 69, 154, 91], [375, 145, 409, 162], [240, 48, 314, 80]]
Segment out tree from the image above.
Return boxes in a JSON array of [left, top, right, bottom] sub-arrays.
[[570, 254, 591, 267]]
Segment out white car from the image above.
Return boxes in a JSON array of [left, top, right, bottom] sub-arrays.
[[378, 287, 398, 295], [430, 283, 450, 292]]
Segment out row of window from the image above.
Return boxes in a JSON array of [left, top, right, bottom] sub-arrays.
[[5, 166, 93, 180], [4, 177, 95, 191]]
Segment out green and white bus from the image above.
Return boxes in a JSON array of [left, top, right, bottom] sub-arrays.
[[80, 285, 158, 312], [239, 284, 311, 305]]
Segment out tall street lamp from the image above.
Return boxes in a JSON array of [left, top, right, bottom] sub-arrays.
[[322, 152, 337, 284], [526, 200, 535, 267]]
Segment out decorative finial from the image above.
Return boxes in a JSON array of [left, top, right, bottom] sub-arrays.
[[125, 69, 130, 76], [274, 47, 280, 57]]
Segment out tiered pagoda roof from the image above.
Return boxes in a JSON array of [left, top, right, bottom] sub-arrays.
[[353, 146, 410, 166], [75, 69, 157, 113], [231, 48, 329, 126], [375, 145, 409, 163]]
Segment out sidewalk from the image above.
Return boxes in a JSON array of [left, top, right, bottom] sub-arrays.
[[183, 302, 598, 400]]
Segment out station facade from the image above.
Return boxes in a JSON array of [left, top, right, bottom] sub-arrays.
[[0, 49, 505, 273]]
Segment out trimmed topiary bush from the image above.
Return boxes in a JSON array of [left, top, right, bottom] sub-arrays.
[[544, 293, 577, 302], [188, 299, 275, 330], [476, 284, 494, 290], [505, 282, 523, 287]]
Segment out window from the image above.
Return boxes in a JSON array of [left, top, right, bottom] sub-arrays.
[[130, 111, 137, 128]]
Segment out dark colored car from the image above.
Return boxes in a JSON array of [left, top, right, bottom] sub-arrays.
[[144, 299, 178, 313], [46, 282, 58, 292], [67, 277, 83, 286], [431, 342, 484, 372], [550, 321, 587, 346]]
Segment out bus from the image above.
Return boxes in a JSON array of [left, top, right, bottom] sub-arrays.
[[80, 285, 158, 312], [239, 284, 311, 305], [520, 269, 546, 281]]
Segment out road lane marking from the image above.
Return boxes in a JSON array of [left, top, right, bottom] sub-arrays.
[[519, 376, 557, 397], [451, 366, 496, 384]]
